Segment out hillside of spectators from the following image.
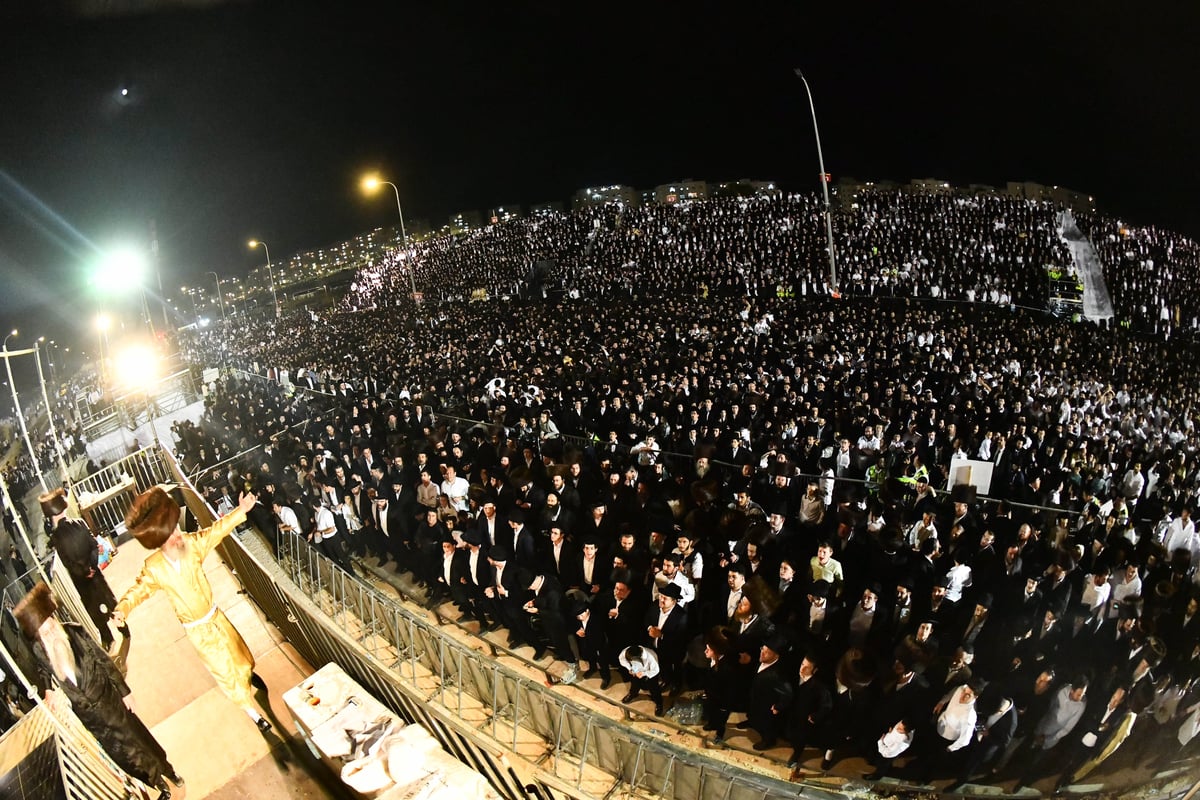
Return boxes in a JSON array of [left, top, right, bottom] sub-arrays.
[[345, 190, 1073, 311], [1077, 214, 1200, 338], [155, 186, 1200, 793]]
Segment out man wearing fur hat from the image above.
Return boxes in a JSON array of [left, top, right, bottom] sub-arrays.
[[41, 487, 122, 649], [113, 488, 271, 732]]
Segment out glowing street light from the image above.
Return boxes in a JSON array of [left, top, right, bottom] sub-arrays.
[[247, 240, 280, 317], [113, 342, 163, 444], [94, 246, 157, 335], [361, 173, 417, 300]]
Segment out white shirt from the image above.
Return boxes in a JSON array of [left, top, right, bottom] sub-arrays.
[[313, 506, 337, 543], [441, 476, 470, 511], [277, 505, 300, 533], [1163, 516, 1195, 552], [877, 726, 914, 759], [1080, 576, 1112, 613], [936, 685, 978, 751]]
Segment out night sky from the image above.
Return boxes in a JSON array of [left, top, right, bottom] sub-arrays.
[[0, 0, 1196, 347]]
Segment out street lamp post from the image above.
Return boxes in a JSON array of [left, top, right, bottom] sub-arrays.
[[207, 271, 227, 321], [361, 175, 417, 300], [35, 337, 72, 491], [794, 69, 838, 295], [2, 330, 48, 492], [248, 240, 280, 317], [181, 287, 199, 324]]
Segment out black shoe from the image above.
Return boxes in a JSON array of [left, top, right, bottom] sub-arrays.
[[251, 672, 268, 692], [754, 740, 776, 751], [821, 755, 835, 771], [735, 720, 753, 730], [599, 673, 612, 690], [621, 692, 638, 704], [654, 702, 664, 716], [256, 717, 272, 734], [582, 667, 598, 679], [531, 648, 547, 661], [703, 722, 718, 731]]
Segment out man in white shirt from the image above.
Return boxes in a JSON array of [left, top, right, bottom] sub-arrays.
[[440, 465, 470, 512], [1164, 508, 1199, 565]]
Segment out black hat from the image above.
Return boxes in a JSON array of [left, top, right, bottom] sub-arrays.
[[461, 528, 483, 546], [659, 582, 683, 600], [809, 579, 831, 598], [507, 508, 526, 524], [763, 633, 790, 656], [489, 544, 510, 562]]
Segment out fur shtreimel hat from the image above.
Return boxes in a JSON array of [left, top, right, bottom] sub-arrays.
[[14, 582, 57, 641], [125, 486, 181, 550], [39, 488, 69, 519]]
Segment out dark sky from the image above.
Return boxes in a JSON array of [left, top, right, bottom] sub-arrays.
[[0, 0, 1196, 347]]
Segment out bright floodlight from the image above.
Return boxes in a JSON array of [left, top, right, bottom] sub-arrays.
[[94, 247, 148, 289], [112, 343, 159, 391], [95, 313, 111, 332], [361, 174, 383, 193], [248, 239, 261, 248]]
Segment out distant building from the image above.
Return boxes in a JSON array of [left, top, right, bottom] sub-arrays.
[[909, 178, 955, 194], [488, 205, 522, 224], [529, 201, 564, 216], [711, 178, 780, 198], [573, 185, 639, 210], [654, 179, 709, 205], [448, 210, 484, 234], [1006, 181, 1096, 211], [639, 189, 656, 206]]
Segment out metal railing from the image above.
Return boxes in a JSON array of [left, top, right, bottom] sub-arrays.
[[0, 697, 152, 800], [236, 530, 816, 800], [68, 447, 174, 539], [6, 444, 1198, 800]]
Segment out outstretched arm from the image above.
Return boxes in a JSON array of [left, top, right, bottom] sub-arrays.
[[115, 566, 161, 621], [195, 491, 255, 559]]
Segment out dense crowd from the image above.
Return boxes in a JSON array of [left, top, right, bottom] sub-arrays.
[[343, 190, 1071, 310], [175, 278, 1200, 790], [1077, 215, 1200, 338]]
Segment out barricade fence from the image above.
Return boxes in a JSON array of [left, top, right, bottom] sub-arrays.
[[4, 444, 1198, 800], [0, 671, 154, 800], [235, 528, 825, 800]]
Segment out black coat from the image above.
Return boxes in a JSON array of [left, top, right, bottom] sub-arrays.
[[747, 660, 794, 737], [51, 519, 116, 642], [33, 624, 172, 787]]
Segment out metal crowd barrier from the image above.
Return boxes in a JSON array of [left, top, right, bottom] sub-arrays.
[[0, 680, 152, 800], [68, 447, 174, 539], [6, 444, 1197, 800], [228, 529, 823, 800]]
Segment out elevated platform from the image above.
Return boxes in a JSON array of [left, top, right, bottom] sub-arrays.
[[101, 528, 337, 799]]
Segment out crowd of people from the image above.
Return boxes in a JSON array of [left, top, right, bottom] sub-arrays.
[[1077, 215, 1200, 339], [172, 291, 1200, 790], [341, 189, 1072, 311], [11, 184, 1200, 792]]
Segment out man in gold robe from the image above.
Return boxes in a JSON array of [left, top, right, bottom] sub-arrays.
[[114, 487, 272, 732]]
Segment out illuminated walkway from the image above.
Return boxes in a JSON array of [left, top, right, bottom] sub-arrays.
[[1061, 209, 1114, 322], [103, 531, 341, 799]]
